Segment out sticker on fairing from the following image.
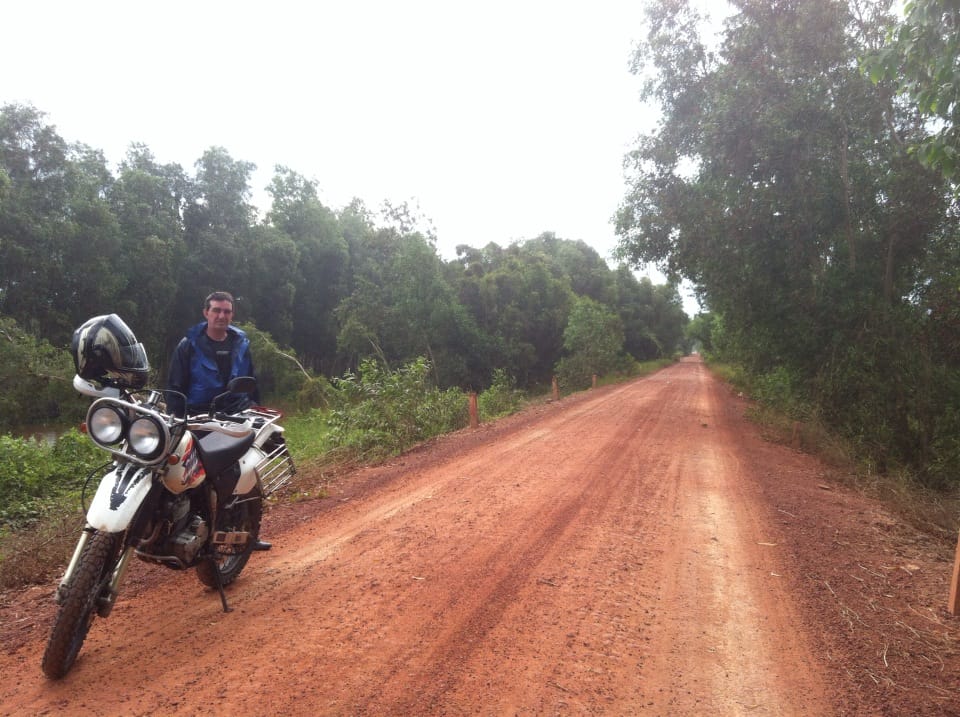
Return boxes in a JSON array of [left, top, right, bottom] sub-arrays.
[[87, 464, 153, 533]]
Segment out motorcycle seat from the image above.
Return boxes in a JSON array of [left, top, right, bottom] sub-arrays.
[[196, 431, 257, 477]]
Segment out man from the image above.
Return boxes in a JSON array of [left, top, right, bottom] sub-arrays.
[[167, 291, 270, 551], [167, 291, 259, 417]]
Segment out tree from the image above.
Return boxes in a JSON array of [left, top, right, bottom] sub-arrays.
[[0, 105, 126, 344], [177, 147, 258, 332], [447, 241, 573, 387], [109, 144, 187, 361], [336, 227, 485, 389], [555, 296, 626, 391], [615, 0, 957, 485], [616, 0, 942, 373], [865, 0, 960, 181], [265, 168, 349, 372]]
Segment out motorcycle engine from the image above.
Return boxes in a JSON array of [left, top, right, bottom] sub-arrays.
[[170, 514, 208, 564]]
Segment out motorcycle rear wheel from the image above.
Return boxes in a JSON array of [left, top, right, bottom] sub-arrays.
[[196, 494, 262, 589], [41, 531, 119, 679]]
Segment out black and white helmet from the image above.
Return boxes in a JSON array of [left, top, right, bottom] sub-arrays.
[[71, 314, 150, 389]]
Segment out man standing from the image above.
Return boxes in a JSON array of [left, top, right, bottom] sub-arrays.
[[167, 290, 270, 551], [167, 291, 259, 418]]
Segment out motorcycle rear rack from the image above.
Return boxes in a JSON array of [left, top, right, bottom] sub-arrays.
[[257, 442, 296, 497]]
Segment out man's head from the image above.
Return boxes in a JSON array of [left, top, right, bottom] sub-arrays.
[[204, 291, 234, 312], [203, 291, 235, 340]]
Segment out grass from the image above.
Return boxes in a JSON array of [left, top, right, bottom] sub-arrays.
[[709, 362, 960, 539]]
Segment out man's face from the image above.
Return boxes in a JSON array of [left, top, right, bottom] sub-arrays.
[[203, 300, 234, 332]]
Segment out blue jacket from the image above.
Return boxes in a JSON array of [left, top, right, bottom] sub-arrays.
[[167, 323, 257, 416]]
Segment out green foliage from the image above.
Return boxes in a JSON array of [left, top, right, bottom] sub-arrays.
[[326, 357, 468, 459], [237, 321, 325, 407], [752, 365, 814, 422], [616, 0, 960, 489], [0, 429, 103, 527], [278, 410, 336, 464], [0, 316, 83, 430], [478, 369, 526, 419], [0, 101, 687, 465], [554, 297, 626, 390], [684, 312, 716, 356], [864, 0, 960, 182]]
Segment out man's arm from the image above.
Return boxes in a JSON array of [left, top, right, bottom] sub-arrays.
[[166, 339, 191, 417]]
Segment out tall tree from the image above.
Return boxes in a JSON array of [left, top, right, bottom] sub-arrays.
[[616, 0, 942, 372], [109, 144, 188, 361], [265, 168, 348, 371], [177, 147, 257, 330], [0, 105, 125, 344], [555, 296, 626, 390], [616, 0, 956, 484], [336, 227, 485, 389]]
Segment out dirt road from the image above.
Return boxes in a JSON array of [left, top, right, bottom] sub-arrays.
[[2, 357, 959, 715]]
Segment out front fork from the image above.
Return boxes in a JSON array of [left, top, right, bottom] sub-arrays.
[[55, 529, 92, 605]]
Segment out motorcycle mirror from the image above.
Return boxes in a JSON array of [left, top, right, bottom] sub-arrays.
[[227, 376, 257, 395], [208, 376, 258, 417]]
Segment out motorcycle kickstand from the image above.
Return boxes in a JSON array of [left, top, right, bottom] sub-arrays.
[[207, 554, 232, 613]]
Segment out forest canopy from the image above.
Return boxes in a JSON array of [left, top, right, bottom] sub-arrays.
[[0, 102, 689, 430]]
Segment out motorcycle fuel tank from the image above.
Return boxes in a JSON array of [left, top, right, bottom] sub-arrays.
[[162, 433, 207, 494]]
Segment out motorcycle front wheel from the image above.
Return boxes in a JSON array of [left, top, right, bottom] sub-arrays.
[[41, 530, 120, 679], [196, 494, 262, 589]]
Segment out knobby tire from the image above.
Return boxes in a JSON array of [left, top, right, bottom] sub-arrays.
[[41, 531, 119, 679]]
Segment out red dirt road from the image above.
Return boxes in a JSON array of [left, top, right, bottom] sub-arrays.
[[2, 357, 959, 715]]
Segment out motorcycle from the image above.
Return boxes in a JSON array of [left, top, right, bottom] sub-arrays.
[[41, 315, 295, 679]]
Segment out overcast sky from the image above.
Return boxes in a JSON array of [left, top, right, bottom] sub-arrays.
[[6, 1, 710, 312]]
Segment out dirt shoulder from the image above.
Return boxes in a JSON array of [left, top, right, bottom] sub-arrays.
[[2, 357, 958, 715]]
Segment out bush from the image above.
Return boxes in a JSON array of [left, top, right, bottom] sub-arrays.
[[0, 429, 104, 528], [326, 357, 468, 459], [238, 322, 323, 407], [753, 365, 814, 421], [478, 369, 525, 419]]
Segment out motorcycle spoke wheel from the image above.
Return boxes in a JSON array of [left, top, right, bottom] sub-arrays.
[[196, 496, 262, 589], [41, 531, 119, 679]]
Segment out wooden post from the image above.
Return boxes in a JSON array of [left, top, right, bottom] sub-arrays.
[[551, 376, 559, 401], [949, 529, 960, 615], [592, 374, 597, 389], [468, 392, 479, 429]]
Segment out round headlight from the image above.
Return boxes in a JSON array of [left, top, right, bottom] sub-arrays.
[[88, 406, 126, 445], [128, 416, 165, 459]]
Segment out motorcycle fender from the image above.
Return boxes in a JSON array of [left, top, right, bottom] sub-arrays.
[[235, 446, 265, 495], [86, 464, 154, 533]]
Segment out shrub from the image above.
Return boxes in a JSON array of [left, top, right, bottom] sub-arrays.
[[0, 429, 104, 528], [478, 369, 525, 419], [326, 357, 468, 459]]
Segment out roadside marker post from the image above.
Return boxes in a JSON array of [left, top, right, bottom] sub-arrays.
[[949, 530, 960, 615], [468, 392, 479, 429]]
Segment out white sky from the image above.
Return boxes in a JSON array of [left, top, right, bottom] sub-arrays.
[[5, 0, 707, 313]]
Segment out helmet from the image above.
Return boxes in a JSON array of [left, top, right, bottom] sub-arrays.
[[71, 314, 150, 389]]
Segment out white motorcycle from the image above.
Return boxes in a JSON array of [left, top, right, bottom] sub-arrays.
[[42, 315, 295, 679]]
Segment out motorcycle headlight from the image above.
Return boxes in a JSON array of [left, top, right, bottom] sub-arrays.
[[88, 405, 126, 445], [128, 416, 165, 459]]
